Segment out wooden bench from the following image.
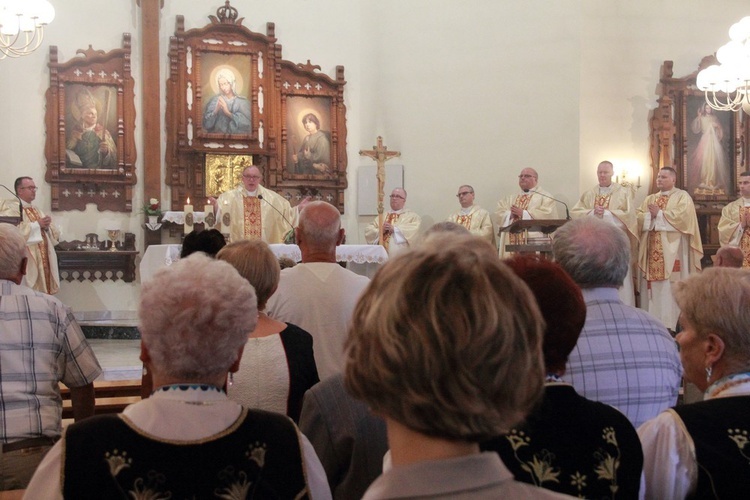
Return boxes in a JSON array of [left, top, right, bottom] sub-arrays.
[[61, 379, 142, 420]]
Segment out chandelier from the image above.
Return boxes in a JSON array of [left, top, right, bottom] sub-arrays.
[[0, 0, 55, 60], [696, 16, 750, 114]]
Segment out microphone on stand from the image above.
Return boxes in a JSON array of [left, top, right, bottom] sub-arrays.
[[0, 184, 23, 222], [257, 194, 296, 244], [526, 189, 571, 220]]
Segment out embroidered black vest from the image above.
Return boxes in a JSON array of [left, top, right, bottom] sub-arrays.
[[482, 385, 644, 499], [672, 396, 750, 500], [63, 408, 310, 499]]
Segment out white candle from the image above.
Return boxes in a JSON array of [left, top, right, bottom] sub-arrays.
[[220, 199, 231, 236], [204, 204, 214, 227], [184, 197, 193, 234]]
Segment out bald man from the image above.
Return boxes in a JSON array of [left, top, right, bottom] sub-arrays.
[[267, 201, 370, 379], [494, 168, 557, 258]]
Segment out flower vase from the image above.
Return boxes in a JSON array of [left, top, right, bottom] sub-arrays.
[[146, 215, 162, 231]]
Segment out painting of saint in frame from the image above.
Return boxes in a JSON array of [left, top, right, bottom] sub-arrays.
[[200, 53, 252, 136], [685, 95, 733, 197], [64, 84, 118, 169], [286, 96, 332, 176]]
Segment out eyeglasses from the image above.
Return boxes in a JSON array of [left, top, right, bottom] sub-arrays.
[[389, 194, 405, 199], [242, 175, 261, 180], [456, 191, 473, 197], [18, 186, 37, 190], [518, 174, 536, 179]]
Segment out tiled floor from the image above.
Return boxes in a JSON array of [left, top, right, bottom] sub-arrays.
[[88, 339, 142, 380]]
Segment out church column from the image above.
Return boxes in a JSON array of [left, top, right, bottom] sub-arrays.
[[137, 0, 164, 247]]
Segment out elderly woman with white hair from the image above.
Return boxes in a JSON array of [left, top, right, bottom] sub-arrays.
[[25, 253, 331, 498], [344, 236, 571, 499], [638, 267, 750, 499]]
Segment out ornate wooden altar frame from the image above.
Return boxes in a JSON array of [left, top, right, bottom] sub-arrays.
[[650, 56, 750, 259], [44, 34, 137, 212], [166, 1, 348, 213]]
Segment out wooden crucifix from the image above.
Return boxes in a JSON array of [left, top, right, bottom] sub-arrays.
[[359, 136, 401, 246]]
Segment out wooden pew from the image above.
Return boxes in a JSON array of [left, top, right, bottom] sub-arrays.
[[60, 379, 142, 420]]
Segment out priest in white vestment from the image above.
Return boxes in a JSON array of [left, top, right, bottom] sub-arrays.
[[717, 172, 750, 268], [570, 161, 638, 306], [365, 188, 421, 255], [215, 165, 303, 244], [494, 168, 557, 258], [637, 167, 703, 330], [446, 184, 495, 244], [0, 177, 60, 294]]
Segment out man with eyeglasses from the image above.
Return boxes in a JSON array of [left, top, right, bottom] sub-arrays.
[[494, 168, 557, 258], [0, 177, 61, 294], [365, 188, 421, 254], [214, 165, 305, 244], [446, 185, 495, 244]]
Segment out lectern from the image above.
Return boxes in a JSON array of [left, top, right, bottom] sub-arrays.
[[498, 219, 568, 257]]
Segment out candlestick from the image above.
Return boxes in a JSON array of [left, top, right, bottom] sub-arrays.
[[184, 197, 194, 234]]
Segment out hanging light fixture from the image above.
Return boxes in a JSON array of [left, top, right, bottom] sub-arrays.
[[696, 16, 750, 114], [0, 0, 55, 60]]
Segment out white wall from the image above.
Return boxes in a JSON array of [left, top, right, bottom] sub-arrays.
[[0, 0, 747, 314]]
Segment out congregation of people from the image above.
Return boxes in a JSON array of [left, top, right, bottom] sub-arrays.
[[2, 160, 750, 498]]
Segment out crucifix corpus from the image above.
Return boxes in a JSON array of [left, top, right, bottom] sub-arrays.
[[359, 136, 401, 246]]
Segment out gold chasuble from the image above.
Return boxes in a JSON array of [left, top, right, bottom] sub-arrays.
[[594, 193, 612, 213], [718, 198, 750, 268], [23, 206, 53, 293], [508, 194, 531, 246], [242, 196, 263, 240], [646, 195, 670, 281], [382, 212, 399, 251], [741, 206, 750, 268]]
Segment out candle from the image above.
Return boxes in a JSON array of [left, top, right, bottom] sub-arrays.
[[220, 199, 231, 236], [204, 204, 215, 227], [184, 197, 193, 234]]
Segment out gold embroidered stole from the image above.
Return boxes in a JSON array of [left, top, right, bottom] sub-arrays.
[[455, 213, 473, 231], [740, 205, 750, 268], [509, 194, 531, 245], [383, 212, 399, 251], [646, 195, 670, 281], [242, 197, 262, 240], [24, 206, 52, 293], [594, 193, 612, 218]]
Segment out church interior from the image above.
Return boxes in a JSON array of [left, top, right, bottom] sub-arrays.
[[1, 0, 747, 319]]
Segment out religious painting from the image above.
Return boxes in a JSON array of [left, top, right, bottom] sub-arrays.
[[285, 96, 333, 177], [204, 153, 254, 197], [64, 84, 119, 170], [199, 52, 252, 137], [684, 95, 734, 197], [44, 34, 136, 212]]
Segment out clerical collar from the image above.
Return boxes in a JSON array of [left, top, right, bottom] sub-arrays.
[[243, 188, 259, 197], [742, 197, 750, 204], [659, 189, 674, 195], [459, 206, 474, 215], [389, 209, 405, 215], [598, 185, 613, 193]]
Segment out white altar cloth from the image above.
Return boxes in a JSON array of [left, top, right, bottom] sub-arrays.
[[140, 244, 387, 283]]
